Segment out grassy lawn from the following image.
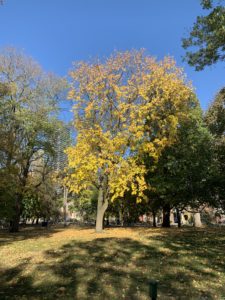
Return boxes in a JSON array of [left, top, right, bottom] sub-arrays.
[[0, 226, 225, 300]]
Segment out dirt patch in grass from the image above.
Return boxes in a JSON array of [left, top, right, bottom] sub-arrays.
[[0, 226, 225, 299]]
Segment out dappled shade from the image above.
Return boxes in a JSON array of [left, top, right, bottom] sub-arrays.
[[0, 227, 225, 299]]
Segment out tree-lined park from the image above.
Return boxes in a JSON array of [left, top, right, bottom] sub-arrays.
[[0, 0, 225, 299]]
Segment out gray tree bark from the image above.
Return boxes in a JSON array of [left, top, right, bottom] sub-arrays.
[[95, 186, 108, 232]]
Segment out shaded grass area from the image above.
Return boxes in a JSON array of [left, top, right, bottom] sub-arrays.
[[0, 226, 225, 299]]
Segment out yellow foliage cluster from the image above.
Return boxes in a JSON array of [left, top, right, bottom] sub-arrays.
[[66, 50, 194, 201]]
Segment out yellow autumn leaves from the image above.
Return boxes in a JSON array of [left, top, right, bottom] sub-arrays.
[[66, 50, 194, 201]]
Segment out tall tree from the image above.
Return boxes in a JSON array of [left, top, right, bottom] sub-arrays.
[[182, 0, 225, 70], [66, 50, 194, 232], [145, 101, 214, 227], [205, 87, 225, 211], [0, 47, 66, 231]]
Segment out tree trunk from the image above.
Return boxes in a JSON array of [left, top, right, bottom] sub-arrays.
[[96, 187, 108, 233], [63, 185, 68, 227], [9, 195, 21, 232], [193, 212, 202, 227], [119, 209, 124, 226], [9, 216, 20, 232], [153, 211, 157, 227], [176, 208, 181, 228], [162, 204, 170, 227]]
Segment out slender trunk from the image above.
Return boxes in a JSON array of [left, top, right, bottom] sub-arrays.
[[119, 209, 124, 226], [63, 186, 68, 227], [96, 187, 108, 232], [9, 194, 21, 232], [176, 208, 181, 228], [36, 218, 39, 225], [193, 212, 202, 227], [153, 211, 157, 227], [162, 204, 170, 227], [9, 215, 20, 232]]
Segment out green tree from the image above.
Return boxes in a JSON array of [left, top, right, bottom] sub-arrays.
[[205, 87, 225, 211], [182, 0, 225, 70], [70, 187, 98, 223], [0, 47, 66, 231], [145, 100, 214, 227]]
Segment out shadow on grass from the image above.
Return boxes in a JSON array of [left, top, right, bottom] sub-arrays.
[[0, 226, 61, 247], [1, 229, 225, 299], [148, 228, 225, 271]]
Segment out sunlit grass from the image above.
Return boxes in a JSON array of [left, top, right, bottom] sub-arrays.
[[0, 226, 225, 299]]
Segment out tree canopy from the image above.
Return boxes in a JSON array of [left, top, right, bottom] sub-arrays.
[[66, 50, 195, 231], [182, 0, 225, 70], [0, 47, 67, 231], [145, 103, 214, 222], [205, 88, 225, 211]]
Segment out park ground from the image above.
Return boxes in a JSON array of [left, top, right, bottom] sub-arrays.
[[0, 226, 225, 300]]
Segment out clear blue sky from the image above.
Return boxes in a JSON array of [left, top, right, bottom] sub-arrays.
[[0, 0, 224, 120]]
